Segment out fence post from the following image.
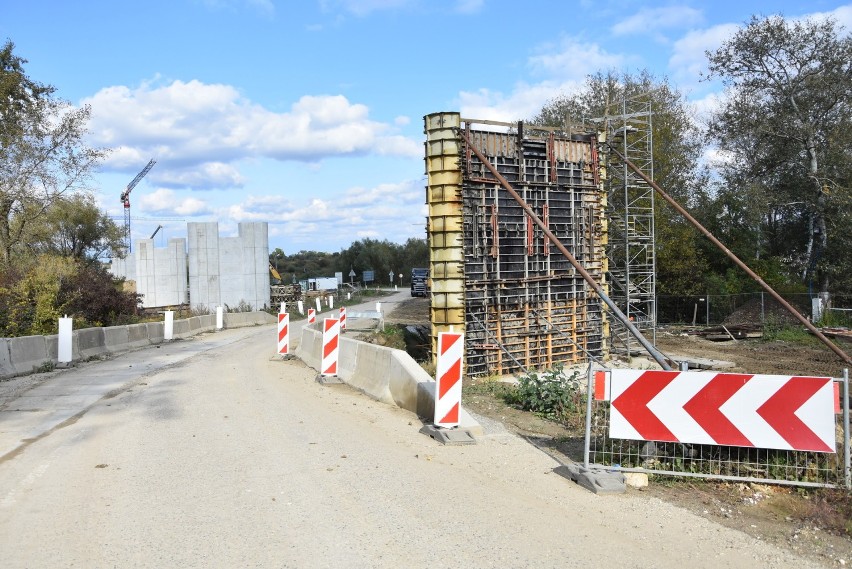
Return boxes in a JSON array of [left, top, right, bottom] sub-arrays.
[[844, 368, 850, 490], [706, 295, 710, 325], [584, 364, 594, 469]]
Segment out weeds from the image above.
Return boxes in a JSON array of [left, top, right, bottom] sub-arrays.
[[762, 315, 820, 345], [501, 364, 585, 429]]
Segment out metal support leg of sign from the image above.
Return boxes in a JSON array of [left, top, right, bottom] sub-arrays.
[[556, 363, 625, 495]]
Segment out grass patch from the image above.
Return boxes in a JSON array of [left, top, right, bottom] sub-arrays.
[[358, 324, 406, 351]]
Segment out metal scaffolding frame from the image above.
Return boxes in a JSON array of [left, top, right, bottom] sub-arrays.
[[600, 98, 657, 355]]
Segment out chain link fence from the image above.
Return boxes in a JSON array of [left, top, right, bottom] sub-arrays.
[[656, 292, 819, 327]]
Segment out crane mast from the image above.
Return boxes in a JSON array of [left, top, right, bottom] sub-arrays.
[[120, 158, 156, 252]]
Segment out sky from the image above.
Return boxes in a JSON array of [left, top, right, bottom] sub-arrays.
[[3, 0, 852, 255]]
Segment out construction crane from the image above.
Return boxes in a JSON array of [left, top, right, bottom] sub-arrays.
[[119, 159, 157, 252]]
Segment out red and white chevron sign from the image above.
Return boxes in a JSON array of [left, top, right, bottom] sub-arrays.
[[607, 370, 836, 453], [277, 312, 289, 355], [321, 318, 340, 376], [434, 331, 463, 427]]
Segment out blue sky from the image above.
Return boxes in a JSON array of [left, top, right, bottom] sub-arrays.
[[3, 0, 851, 254]]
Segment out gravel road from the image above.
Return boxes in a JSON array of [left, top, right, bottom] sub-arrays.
[[0, 299, 836, 568]]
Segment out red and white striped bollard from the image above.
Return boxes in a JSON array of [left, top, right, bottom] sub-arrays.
[[277, 312, 289, 355], [321, 318, 340, 377], [434, 331, 463, 427]]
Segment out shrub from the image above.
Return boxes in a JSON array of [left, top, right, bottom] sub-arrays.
[[504, 364, 584, 424]]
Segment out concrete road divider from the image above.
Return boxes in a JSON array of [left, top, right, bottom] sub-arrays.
[[0, 339, 14, 376], [0, 311, 276, 379], [9, 336, 50, 375], [76, 328, 107, 360], [295, 326, 482, 435], [103, 326, 130, 353]]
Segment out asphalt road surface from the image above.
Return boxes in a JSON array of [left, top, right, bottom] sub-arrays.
[[0, 296, 832, 568]]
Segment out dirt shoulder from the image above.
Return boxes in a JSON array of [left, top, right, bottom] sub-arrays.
[[382, 297, 852, 567]]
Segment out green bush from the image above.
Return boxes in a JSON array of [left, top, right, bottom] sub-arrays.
[[504, 364, 584, 424]]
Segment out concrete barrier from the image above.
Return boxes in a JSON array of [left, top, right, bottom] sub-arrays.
[[348, 340, 394, 404], [296, 326, 323, 367], [127, 323, 151, 349], [44, 334, 62, 364], [0, 338, 15, 377], [223, 312, 276, 328], [296, 326, 481, 434], [0, 311, 275, 379], [172, 319, 192, 339], [77, 328, 107, 360], [103, 326, 130, 352], [9, 335, 50, 375], [389, 350, 436, 420], [146, 322, 164, 344]]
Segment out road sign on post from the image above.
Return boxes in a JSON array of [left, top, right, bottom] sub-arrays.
[[608, 369, 836, 453], [419, 331, 476, 445], [318, 318, 342, 384], [434, 331, 463, 427], [277, 313, 290, 357]]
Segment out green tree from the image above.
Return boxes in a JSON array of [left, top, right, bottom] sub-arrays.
[[530, 70, 710, 295], [29, 193, 124, 261], [0, 40, 107, 267], [705, 15, 852, 293], [336, 238, 428, 285]]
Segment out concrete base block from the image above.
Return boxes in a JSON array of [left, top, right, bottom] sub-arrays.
[[316, 374, 344, 384], [419, 424, 477, 445], [554, 464, 626, 495]]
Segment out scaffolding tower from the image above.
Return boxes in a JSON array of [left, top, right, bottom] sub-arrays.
[[601, 98, 656, 355]]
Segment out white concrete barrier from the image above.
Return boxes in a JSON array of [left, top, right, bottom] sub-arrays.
[[127, 323, 152, 349], [9, 335, 50, 375], [103, 326, 130, 353], [0, 338, 14, 376], [0, 311, 276, 379], [295, 326, 481, 434], [77, 328, 107, 360]]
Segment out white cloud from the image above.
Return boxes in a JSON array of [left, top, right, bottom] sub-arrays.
[[224, 179, 425, 248], [529, 37, 626, 80], [797, 5, 852, 30], [139, 188, 214, 216], [455, 0, 484, 14], [322, 0, 412, 16], [199, 0, 274, 15], [457, 37, 625, 121], [688, 91, 724, 126], [157, 162, 246, 188], [669, 23, 739, 90], [611, 6, 703, 38], [340, 180, 422, 207], [83, 80, 420, 189]]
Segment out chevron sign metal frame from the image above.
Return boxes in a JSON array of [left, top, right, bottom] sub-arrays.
[[583, 366, 851, 489]]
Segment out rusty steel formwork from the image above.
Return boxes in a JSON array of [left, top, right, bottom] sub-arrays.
[[424, 112, 608, 377]]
